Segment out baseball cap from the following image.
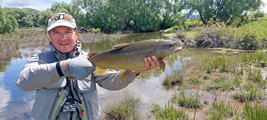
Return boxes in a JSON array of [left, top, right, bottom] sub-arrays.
[[47, 13, 77, 31]]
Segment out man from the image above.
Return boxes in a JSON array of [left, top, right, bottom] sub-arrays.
[[16, 13, 159, 120]]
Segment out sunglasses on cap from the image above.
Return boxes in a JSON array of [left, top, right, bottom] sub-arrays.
[[47, 13, 77, 31]]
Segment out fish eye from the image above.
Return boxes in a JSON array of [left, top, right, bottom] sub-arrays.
[[169, 44, 173, 47]]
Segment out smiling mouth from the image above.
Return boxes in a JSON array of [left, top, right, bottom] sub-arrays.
[[60, 43, 69, 45]]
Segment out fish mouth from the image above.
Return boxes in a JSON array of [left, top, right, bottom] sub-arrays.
[[174, 46, 182, 52]]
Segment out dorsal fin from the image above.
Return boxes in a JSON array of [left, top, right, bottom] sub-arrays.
[[87, 52, 97, 58], [112, 43, 131, 50]]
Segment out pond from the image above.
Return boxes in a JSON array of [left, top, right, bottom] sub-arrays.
[[1, 32, 265, 120]]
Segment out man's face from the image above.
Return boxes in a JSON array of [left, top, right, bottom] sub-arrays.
[[48, 26, 78, 53]]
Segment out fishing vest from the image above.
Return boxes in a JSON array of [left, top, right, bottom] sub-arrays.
[[49, 73, 95, 120]]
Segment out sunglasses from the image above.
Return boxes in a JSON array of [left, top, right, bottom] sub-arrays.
[[48, 13, 74, 21], [47, 13, 77, 31], [47, 13, 75, 24]]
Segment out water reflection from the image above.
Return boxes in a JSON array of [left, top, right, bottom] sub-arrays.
[[0, 58, 35, 119]]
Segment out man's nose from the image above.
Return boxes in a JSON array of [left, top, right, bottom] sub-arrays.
[[60, 33, 68, 40]]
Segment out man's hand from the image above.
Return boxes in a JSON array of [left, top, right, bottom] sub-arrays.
[[132, 56, 160, 73]]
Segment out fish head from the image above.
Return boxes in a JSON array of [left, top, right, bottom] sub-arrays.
[[155, 40, 182, 58]]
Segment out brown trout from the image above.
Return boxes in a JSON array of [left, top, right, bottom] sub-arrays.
[[87, 39, 182, 79]]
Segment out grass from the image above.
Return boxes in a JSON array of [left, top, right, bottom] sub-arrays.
[[242, 52, 267, 66], [162, 72, 184, 89], [205, 101, 237, 120], [103, 97, 140, 120], [189, 77, 201, 85], [206, 75, 239, 91], [171, 91, 202, 109], [244, 102, 267, 120], [247, 67, 267, 88], [150, 103, 188, 120], [233, 87, 263, 103], [203, 55, 236, 73]]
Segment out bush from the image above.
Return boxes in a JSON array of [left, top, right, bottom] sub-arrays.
[[195, 23, 237, 48], [237, 33, 261, 50], [193, 20, 267, 50]]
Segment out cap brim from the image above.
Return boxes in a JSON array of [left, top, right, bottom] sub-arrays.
[[47, 21, 76, 31]]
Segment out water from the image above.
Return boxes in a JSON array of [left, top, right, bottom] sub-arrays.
[[0, 58, 35, 120], [0, 32, 184, 119]]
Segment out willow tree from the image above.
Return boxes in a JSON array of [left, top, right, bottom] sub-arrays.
[[186, 0, 263, 25]]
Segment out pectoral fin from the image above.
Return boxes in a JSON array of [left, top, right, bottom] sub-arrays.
[[119, 69, 128, 80], [94, 66, 107, 75], [159, 59, 166, 72]]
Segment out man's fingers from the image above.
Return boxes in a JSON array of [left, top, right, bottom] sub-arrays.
[[132, 56, 159, 73], [152, 56, 159, 66], [144, 58, 149, 67], [147, 56, 158, 68]]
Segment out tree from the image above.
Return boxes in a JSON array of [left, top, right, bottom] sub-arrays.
[[4, 8, 39, 27], [0, 7, 18, 33], [72, 0, 185, 32], [186, 0, 263, 25]]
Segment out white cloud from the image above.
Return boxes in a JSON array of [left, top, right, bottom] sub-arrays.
[[0, 0, 71, 10]]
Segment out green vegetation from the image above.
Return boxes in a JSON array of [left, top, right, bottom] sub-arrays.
[[205, 101, 237, 120], [150, 104, 188, 120], [162, 72, 183, 89], [171, 91, 202, 109], [186, 0, 262, 25], [203, 55, 234, 73], [233, 87, 263, 102], [0, 0, 265, 34], [193, 20, 267, 50], [103, 97, 140, 120], [0, 7, 18, 33], [206, 76, 238, 91], [189, 77, 201, 85], [244, 103, 267, 120]]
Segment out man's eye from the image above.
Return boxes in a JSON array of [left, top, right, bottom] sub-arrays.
[[52, 31, 59, 35], [66, 31, 73, 34]]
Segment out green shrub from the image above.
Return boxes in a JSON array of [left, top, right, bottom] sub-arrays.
[[237, 33, 261, 50]]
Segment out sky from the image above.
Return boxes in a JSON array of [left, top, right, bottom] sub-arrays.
[[0, 0, 71, 10], [0, 0, 267, 13]]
